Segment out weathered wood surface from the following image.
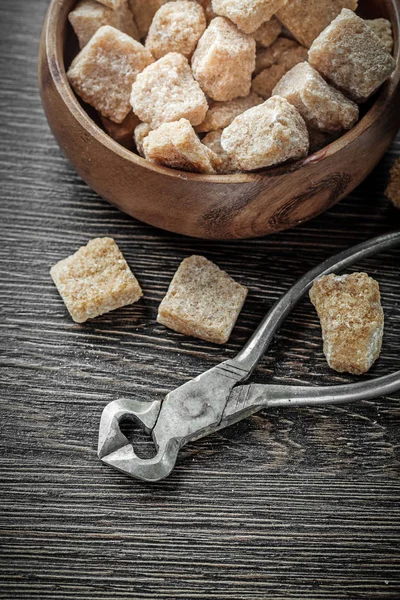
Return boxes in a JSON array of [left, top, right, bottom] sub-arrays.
[[1, 1, 400, 598]]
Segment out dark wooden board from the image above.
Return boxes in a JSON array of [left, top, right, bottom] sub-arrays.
[[0, 1, 400, 599]]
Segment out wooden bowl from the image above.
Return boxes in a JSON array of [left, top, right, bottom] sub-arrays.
[[39, 0, 400, 239]]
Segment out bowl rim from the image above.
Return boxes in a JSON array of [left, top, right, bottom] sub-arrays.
[[43, 0, 400, 185]]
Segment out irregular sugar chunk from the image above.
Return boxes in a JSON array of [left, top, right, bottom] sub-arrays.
[[309, 273, 384, 375], [67, 25, 154, 123], [277, 0, 357, 48], [202, 130, 240, 173], [273, 62, 359, 133], [143, 118, 220, 173], [365, 18, 393, 54], [252, 44, 307, 99], [195, 93, 264, 133], [385, 159, 400, 209], [253, 15, 282, 47], [191, 17, 256, 102], [211, 0, 290, 34], [131, 52, 208, 129], [97, 0, 126, 8], [50, 238, 143, 323], [134, 122, 152, 156], [129, 0, 169, 38], [69, 0, 139, 48], [221, 95, 309, 170], [101, 111, 141, 149], [157, 255, 248, 344], [254, 37, 300, 74], [146, 1, 206, 59], [308, 9, 396, 103]]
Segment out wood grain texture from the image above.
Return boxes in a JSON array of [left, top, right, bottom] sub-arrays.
[[1, 1, 400, 598]]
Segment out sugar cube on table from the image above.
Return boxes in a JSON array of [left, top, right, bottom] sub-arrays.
[[252, 43, 307, 99], [134, 122, 152, 157], [191, 17, 256, 102], [277, 0, 357, 48], [50, 238, 143, 323], [202, 130, 239, 173], [100, 111, 141, 149], [128, 0, 169, 38], [157, 255, 248, 344], [131, 52, 208, 129], [309, 273, 384, 375], [143, 118, 220, 173], [195, 93, 264, 133], [145, 1, 206, 59], [67, 25, 154, 123], [273, 62, 359, 133], [386, 159, 400, 209], [221, 95, 309, 171], [365, 18, 394, 54], [97, 0, 126, 9], [254, 37, 300, 74], [211, 0, 289, 34], [308, 9, 396, 103], [253, 15, 283, 48]]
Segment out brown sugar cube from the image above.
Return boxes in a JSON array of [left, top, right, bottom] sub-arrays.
[[191, 17, 256, 102], [128, 0, 169, 38], [143, 118, 220, 173], [69, 0, 139, 49], [202, 130, 240, 173], [277, 0, 357, 48], [385, 159, 400, 209], [100, 111, 141, 149], [146, 1, 207, 60], [221, 95, 309, 171], [134, 122, 152, 156], [195, 93, 264, 133], [253, 15, 282, 48], [157, 255, 248, 344], [309, 273, 384, 375], [252, 44, 307, 99], [50, 238, 143, 323], [67, 25, 154, 123], [254, 37, 300, 74], [131, 53, 208, 129], [273, 62, 359, 133], [365, 18, 394, 54], [308, 9, 396, 103], [97, 0, 126, 9], [211, 0, 290, 34]]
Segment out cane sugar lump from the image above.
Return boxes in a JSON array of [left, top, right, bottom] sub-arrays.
[[131, 53, 208, 129], [191, 17, 256, 102], [253, 16, 282, 47], [309, 273, 384, 375], [252, 43, 307, 98], [196, 93, 263, 133], [50, 238, 143, 323], [146, 1, 207, 60], [157, 255, 248, 344], [273, 62, 359, 133], [277, 0, 358, 48], [221, 95, 309, 171], [101, 111, 141, 148], [143, 118, 220, 173], [134, 122, 152, 156], [386, 159, 400, 209], [211, 0, 290, 34], [69, 0, 139, 48], [365, 18, 393, 54], [308, 9, 396, 103], [67, 25, 154, 123], [202, 130, 239, 173]]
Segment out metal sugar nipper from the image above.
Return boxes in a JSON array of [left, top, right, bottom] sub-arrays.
[[98, 232, 400, 482]]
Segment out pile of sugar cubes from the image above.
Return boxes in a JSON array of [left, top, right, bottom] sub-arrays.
[[67, 0, 396, 174]]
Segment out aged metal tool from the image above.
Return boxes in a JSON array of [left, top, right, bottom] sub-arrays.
[[98, 232, 400, 482]]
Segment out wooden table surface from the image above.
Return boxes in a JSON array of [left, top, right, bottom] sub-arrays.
[[1, 1, 400, 598]]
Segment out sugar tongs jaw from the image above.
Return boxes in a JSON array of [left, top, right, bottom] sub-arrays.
[[98, 232, 400, 482]]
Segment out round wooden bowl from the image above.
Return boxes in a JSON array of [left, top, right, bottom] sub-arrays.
[[39, 0, 400, 239]]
